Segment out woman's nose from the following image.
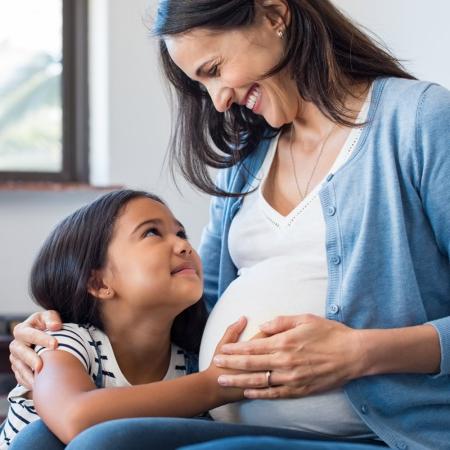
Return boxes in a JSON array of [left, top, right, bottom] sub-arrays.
[[210, 85, 233, 113]]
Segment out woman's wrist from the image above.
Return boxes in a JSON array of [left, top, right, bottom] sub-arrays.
[[355, 324, 441, 377]]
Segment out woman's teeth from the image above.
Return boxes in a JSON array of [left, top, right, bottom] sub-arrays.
[[246, 86, 261, 110]]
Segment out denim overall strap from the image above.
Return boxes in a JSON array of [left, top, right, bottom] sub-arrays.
[[183, 351, 199, 375], [86, 327, 104, 389]]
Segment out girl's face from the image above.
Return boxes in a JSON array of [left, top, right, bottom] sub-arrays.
[[102, 197, 203, 315], [165, 17, 300, 128]]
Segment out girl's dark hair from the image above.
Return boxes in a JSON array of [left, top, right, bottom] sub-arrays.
[[30, 189, 207, 353], [153, 0, 415, 196]]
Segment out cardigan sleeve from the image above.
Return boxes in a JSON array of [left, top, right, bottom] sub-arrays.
[[198, 169, 229, 312], [416, 83, 450, 376]]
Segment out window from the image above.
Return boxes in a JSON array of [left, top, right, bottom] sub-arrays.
[[0, 0, 89, 183]]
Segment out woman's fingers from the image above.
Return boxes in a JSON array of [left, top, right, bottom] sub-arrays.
[[215, 316, 358, 397], [218, 371, 273, 389], [40, 310, 63, 331], [16, 310, 62, 334], [217, 368, 309, 389], [13, 322, 58, 350], [214, 353, 283, 371], [10, 339, 43, 372], [259, 314, 315, 335], [219, 334, 278, 355], [243, 372, 340, 399], [10, 354, 35, 389], [244, 385, 309, 399], [8, 311, 63, 386]]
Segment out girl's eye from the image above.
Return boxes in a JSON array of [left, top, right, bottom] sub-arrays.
[[177, 229, 188, 240], [143, 227, 161, 238]]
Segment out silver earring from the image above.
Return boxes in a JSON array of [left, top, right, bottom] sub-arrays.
[[277, 29, 284, 39]]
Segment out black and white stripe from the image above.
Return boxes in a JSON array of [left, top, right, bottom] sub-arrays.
[[0, 323, 187, 449]]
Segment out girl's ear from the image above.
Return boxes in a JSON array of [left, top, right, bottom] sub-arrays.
[[87, 270, 114, 300]]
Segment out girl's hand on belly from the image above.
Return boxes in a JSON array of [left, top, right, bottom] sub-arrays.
[[203, 316, 249, 404], [213, 314, 365, 400]]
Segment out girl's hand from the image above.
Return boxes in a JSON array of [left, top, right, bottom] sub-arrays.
[[204, 316, 248, 403], [9, 310, 62, 388], [213, 314, 364, 400]]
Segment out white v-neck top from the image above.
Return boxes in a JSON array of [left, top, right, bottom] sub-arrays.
[[202, 88, 375, 437], [229, 87, 372, 318]]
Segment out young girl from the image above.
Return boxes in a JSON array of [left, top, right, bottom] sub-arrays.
[[0, 190, 246, 448]]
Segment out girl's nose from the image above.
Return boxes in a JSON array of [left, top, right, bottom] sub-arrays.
[[173, 236, 193, 256]]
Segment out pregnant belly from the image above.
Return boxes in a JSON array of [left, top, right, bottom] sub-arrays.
[[199, 261, 328, 367], [198, 264, 372, 436]]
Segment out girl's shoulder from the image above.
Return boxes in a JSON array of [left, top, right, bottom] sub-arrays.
[[35, 323, 105, 373]]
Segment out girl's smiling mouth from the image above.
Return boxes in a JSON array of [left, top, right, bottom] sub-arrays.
[[171, 262, 197, 276]]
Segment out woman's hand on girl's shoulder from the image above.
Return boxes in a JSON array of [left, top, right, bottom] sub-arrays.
[[9, 310, 63, 389]]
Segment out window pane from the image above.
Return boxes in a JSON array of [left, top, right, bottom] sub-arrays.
[[0, 0, 63, 173]]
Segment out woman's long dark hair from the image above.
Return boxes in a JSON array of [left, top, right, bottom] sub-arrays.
[[153, 0, 415, 196], [30, 190, 207, 353]]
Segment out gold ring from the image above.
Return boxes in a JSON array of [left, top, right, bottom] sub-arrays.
[[265, 370, 272, 387]]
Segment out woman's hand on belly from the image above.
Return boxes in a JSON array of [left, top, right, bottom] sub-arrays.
[[213, 314, 365, 400]]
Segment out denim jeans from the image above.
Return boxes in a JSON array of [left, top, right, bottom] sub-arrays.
[[10, 418, 387, 450]]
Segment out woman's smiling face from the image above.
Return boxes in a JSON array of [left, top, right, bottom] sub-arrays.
[[165, 17, 300, 128]]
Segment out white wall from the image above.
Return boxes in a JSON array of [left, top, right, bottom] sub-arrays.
[[1, 0, 449, 315], [335, 0, 450, 89]]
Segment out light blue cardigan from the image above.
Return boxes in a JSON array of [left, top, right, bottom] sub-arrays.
[[199, 77, 450, 450]]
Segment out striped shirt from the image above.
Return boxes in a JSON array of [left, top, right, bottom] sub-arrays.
[[0, 323, 187, 448]]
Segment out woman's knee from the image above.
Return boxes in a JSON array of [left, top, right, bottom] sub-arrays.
[[66, 417, 198, 450], [179, 436, 387, 450]]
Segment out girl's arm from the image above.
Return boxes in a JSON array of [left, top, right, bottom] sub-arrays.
[[33, 319, 245, 444]]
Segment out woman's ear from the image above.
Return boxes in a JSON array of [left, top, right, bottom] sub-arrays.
[[87, 270, 114, 300], [259, 0, 291, 29]]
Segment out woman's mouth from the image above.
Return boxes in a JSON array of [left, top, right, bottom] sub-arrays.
[[245, 84, 262, 112]]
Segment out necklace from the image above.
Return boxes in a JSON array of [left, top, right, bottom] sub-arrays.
[[288, 122, 337, 201]]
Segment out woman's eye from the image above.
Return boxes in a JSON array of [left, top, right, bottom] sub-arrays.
[[208, 64, 219, 77], [143, 227, 161, 238], [177, 230, 188, 240]]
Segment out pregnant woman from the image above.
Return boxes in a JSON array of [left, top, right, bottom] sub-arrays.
[[8, 1, 450, 449]]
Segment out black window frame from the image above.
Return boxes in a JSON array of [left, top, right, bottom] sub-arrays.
[[0, 0, 89, 183]]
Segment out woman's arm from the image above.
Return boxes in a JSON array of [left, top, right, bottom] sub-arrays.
[[213, 314, 441, 399], [34, 318, 246, 444]]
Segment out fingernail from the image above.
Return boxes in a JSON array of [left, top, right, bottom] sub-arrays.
[[218, 376, 230, 386], [213, 356, 224, 366], [244, 390, 256, 398]]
